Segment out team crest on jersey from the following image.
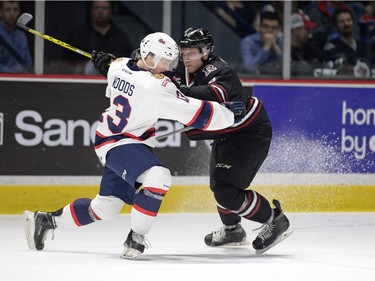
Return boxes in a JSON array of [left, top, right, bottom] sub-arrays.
[[153, 73, 164, 79], [162, 79, 171, 87], [203, 64, 217, 76]]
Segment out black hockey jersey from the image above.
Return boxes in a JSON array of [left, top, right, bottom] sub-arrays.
[[169, 55, 269, 140]]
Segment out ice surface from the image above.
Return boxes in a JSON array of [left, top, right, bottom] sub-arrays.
[[1, 213, 374, 281]]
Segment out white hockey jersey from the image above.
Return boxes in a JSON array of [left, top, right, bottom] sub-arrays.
[[94, 58, 235, 164]]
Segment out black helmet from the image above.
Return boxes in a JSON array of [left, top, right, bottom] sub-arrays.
[[179, 27, 214, 54]]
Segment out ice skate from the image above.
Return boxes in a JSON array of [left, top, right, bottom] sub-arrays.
[[121, 230, 149, 259], [24, 210, 56, 250], [252, 199, 293, 254], [204, 224, 248, 246], [24, 210, 36, 250]]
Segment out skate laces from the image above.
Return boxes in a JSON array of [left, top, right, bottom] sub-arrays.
[[39, 214, 56, 242], [132, 232, 151, 249], [252, 207, 277, 239], [41, 228, 55, 242], [254, 222, 275, 242], [212, 227, 227, 242]]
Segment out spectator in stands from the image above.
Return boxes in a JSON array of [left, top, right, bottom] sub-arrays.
[[62, 0, 133, 74], [0, 1, 32, 73], [239, 11, 282, 74], [304, 1, 353, 49], [291, 11, 320, 63], [361, 2, 375, 21], [209, 1, 258, 38], [323, 8, 365, 66], [291, 11, 323, 76], [359, 2, 375, 66]]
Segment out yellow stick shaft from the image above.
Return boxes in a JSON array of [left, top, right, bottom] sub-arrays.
[[22, 24, 92, 59]]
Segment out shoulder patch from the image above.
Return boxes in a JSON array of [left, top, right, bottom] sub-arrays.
[[202, 64, 217, 76], [113, 58, 124, 62], [153, 73, 164, 79]]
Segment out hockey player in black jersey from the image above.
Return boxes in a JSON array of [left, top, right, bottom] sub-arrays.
[[87, 28, 292, 254], [171, 27, 292, 254]]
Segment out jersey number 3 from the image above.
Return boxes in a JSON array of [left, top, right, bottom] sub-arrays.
[[107, 96, 131, 133]]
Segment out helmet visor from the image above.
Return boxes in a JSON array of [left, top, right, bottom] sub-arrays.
[[180, 47, 209, 62], [153, 55, 178, 71]]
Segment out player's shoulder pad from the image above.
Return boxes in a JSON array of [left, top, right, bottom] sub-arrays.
[[150, 73, 173, 88], [110, 57, 125, 67], [202, 64, 218, 76], [114, 58, 124, 62], [153, 73, 165, 79]]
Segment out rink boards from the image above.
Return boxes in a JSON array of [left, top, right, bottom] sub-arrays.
[[1, 77, 374, 214], [0, 174, 374, 214]]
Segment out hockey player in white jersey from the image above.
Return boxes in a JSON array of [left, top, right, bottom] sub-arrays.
[[23, 32, 245, 259]]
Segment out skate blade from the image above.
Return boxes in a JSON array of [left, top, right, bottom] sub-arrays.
[[223, 240, 251, 246], [24, 210, 36, 250], [209, 239, 250, 247], [120, 247, 142, 260], [255, 229, 293, 255]]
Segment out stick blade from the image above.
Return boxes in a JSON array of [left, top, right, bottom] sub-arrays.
[[17, 13, 33, 27]]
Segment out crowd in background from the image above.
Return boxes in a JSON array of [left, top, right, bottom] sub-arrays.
[[234, 0, 374, 77], [1, 0, 374, 78]]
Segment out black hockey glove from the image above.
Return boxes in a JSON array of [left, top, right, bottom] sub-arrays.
[[168, 76, 190, 95], [221, 101, 246, 122], [178, 84, 190, 95], [92, 50, 116, 77]]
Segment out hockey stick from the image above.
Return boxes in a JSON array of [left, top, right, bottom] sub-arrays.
[[156, 126, 192, 141], [17, 13, 92, 59], [17, 12, 190, 141]]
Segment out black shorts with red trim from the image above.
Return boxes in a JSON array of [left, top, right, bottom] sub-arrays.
[[209, 120, 272, 189]]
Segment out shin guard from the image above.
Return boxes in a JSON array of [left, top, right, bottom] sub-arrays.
[[131, 166, 171, 235], [55, 198, 98, 228]]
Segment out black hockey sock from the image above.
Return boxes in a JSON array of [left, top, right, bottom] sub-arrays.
[[237, 190, 272, 224], [217, 206, 241, 226]]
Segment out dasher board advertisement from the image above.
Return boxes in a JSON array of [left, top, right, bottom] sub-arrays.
[[1, 79, 374, 176], [255, 84, 375, 174], [0, 79, 209, 176]]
